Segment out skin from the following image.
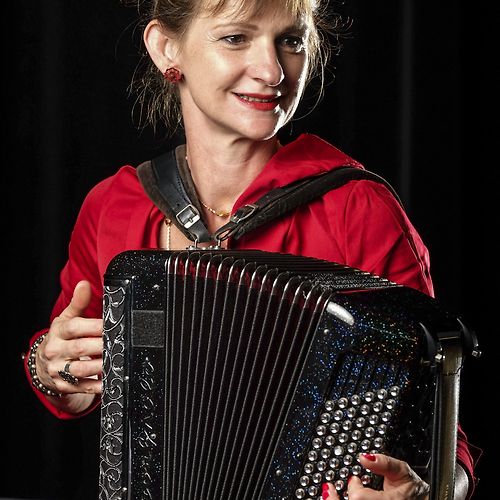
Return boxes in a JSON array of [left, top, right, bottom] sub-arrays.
[[33, 1, 469, 497], [322, 454, 469, 499]]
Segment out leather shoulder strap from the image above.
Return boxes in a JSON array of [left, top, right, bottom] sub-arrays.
[[137, 149, 212, 243], [214, 166, 403, 243], [138, 150, 402, 247]]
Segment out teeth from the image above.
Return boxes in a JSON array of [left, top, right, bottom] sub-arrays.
[[238, 94, 275, 103]]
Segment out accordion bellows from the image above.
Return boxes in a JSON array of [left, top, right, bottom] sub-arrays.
[[99, 249, 467, 500]]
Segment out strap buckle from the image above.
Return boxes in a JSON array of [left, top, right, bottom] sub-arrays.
[[176, 204, 201, 229], [230, 204, 259, 223]]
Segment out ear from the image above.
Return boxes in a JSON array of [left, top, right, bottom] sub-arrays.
[[143, 19, 180, 73]]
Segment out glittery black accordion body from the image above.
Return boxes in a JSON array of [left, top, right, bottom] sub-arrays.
[[99, 249, 471, 500]]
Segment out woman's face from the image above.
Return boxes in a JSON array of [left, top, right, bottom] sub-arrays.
[[176, 1, 311, 142]]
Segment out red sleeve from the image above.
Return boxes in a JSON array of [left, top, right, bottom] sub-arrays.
[[342, 180, 433, 296], [23, 178, 112, 419], [343, 180, 478, 494]]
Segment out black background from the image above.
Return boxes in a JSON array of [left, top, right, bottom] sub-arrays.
[[3, 1, 494, 498]]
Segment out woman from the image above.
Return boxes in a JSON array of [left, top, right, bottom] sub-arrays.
[[24, 0, 475, 498]]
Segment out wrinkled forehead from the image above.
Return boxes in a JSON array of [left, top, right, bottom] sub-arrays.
[[199, 0, 317, 25]]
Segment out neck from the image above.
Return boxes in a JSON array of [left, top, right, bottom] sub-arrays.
[[184, 133, 280, 211]]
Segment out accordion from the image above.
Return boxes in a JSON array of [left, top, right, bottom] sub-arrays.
[[99, 249, 476, 500]]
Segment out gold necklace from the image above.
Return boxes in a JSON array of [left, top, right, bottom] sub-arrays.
[[199, 200, 231, 218], [164, 217, 172, 250]]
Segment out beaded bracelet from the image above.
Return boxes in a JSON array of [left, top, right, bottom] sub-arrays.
[[26, 333, 62, 398]]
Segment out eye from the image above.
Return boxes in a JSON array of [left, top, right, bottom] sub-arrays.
[[278, 35, 306, 53], [221, 34, 247, 45]]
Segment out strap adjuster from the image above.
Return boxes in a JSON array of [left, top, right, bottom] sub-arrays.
[[176, 204, 201, 229], [230, 204, 259, 223]]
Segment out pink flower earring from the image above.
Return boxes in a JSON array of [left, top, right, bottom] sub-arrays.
[[163, 67, 182, 83]]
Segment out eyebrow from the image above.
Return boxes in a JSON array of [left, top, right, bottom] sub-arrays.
[[211, 21, 306, 33]]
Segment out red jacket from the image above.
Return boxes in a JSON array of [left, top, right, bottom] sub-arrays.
[[24, 133, 476, 492]]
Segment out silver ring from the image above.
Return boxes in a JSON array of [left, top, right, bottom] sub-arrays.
[[58, 361, 79, 385]]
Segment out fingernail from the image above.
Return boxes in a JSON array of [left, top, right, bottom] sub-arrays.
[[347, 475, 353, 484], [361, 452, 377, 461], [322, 483, 329, 499]]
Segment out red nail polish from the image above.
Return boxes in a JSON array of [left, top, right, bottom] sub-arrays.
[[361, 452, 376, 461], [347, 475, 353, 484], [322, 491, 329, 500], [322, 482, 329, 491]]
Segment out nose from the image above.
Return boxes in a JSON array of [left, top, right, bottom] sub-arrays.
[[249, 42, 285, 87]]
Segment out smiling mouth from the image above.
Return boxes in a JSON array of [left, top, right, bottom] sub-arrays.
[[235, 93, 280, 103]]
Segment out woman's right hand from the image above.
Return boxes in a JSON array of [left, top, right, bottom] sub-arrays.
[[35, 280, 103, 414]]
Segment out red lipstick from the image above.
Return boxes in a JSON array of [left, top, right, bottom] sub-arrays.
[[234, 93, 280, 111]]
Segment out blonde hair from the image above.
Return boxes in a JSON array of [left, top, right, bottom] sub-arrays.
[[126, 0, 346, 134]]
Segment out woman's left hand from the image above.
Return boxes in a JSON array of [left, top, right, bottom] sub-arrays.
[[323, 453, 430, 499]]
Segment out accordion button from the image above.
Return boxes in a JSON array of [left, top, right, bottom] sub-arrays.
[[299, 476, 310, 487], [329, 423, 340, 434], [360, 404, 370, 416], [347, 442, 358, 453], [324, 400, 335, 411], [361, 439, 371, 451], [355, 417, 366, 428], [342, 420, 353, 431], [316, 425, 327, 436], [364, 392, 375, 402], [339, 467, 349, 478], [334, 479, 345, 491], [325, 435, 335, 446], [338, 433, 349, 443], [365, 427, 376, 438], [346, 407, 357, 418], [307, 485, 318, 496], [351, 430, 362, 441], [317, 461, 327, 471], [338, 398, 349, 409], [377, 388, 388, 400], [329, 458, 340, 469], [304, 463, 314, 474], [295, 488, 306, 498], [386, 399, 396, 410], [389, 386, 401, 397], [325, 470, 335, 481], [352, 465, 362, 475], [308, 450, 318, 461], [320, 412, 332, 423], [377, 424, 387, 436], [351, 395, 361, 406], [381, 412, 392, 423]]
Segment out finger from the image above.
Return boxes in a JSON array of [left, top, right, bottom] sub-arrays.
[[59, 335, 103, 359], [53, 376, 103, 395], [322, 482, 340, 499], [346, 475, 370, 497], [60, 358, 103, 379], [46, 317, 103, 346], [358, 453, 408, 484], [59, 280, 93, 320]]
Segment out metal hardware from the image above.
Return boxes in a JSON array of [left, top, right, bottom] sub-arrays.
[[176, 204, 201, 229], [230, 204, 259, 223]]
